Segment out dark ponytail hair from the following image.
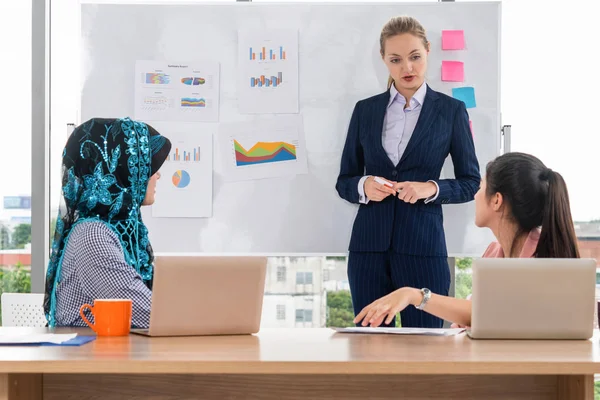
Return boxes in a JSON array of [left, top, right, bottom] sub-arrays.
[[485, 152, 579, 258]]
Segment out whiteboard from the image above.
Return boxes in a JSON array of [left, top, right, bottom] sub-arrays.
[[80, 1, 501, 257]]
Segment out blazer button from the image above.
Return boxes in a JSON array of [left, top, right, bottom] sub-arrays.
[[391, 171, 397, 177]]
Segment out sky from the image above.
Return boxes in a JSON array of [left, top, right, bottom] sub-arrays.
[[1, 0, 599, 222]]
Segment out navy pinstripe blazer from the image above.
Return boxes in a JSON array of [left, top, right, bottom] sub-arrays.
[[336, 86, 481, 256]]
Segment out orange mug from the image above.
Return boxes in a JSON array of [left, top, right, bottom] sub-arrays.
[[79, 299, 132, 336]]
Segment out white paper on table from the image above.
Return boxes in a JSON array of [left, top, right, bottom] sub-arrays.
[[0, 333, 77, 344], [332, 327, 465, 336]]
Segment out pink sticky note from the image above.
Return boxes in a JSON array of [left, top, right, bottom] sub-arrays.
[[442, 30, 465, 50], [442, 61, 464, 82], [469, 120, 474, 138]]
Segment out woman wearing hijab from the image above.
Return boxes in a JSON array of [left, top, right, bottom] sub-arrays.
[[44, 117, 171, 329]]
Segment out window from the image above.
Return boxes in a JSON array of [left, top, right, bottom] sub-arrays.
[[460, 0, 600, 226], [0, 1, 33, 318], [276, 304, 286, 320], [296, 271, 313, 285], [295, 309, 313, 323], [304, 309, 313, 323], [305, 272, 313, 285], [276, 266, 286, 282]]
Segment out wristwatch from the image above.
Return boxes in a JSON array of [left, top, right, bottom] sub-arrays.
[[415, 288, 431, 310]]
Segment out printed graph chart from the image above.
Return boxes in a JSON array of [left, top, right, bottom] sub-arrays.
[[141, 95, 169, 111], [181, 77, 206, 86], [249, 46, 286, 61], [181, 98, 206, 108], [136, 60, 219, 122], [238, 30, 298, 113], [152, 133, 212, 218], [172, 170, 191, 189], [250, 72, 283, 88], [219, 116, 306, 181], [167, 146, 201, 162], [234, 140, 297, 166], [145, 73, 170, 84]]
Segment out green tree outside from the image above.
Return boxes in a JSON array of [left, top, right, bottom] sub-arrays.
[[11, 224, 31, 249], [0, 222, 36, 324], [456, 257, 473, 271], [455, 257, 473, 300], [326, 290, 354, 327], [0, 225, 10, 250], [0, 262, 32, 323], [50, 217, 57, 236], [0, 262, 31, 294], [455, 273, 473, 299]]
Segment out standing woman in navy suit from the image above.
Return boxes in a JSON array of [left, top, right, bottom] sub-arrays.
[[336, 16, 480, 328]]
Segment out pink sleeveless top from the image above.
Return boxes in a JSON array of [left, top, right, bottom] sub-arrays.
[[481, 229, 540, 258]]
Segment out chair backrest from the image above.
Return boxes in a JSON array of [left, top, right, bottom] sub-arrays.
[[1, 293, 46, 327]]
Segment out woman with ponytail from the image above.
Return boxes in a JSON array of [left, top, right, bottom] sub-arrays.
[[335, 15, 480, 328], [353, 152, 580, 328]]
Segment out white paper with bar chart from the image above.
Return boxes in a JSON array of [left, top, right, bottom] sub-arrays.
[[237, 29, 299, 114]]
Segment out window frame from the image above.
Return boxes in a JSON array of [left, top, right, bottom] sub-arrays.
[[31, 0, 50, 294]]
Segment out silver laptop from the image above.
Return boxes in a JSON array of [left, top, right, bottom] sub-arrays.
[[467, 258, 596, 340], [131, 256, 267, 337]]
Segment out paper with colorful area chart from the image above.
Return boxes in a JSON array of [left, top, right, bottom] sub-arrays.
[[134, 60, 220, 123], [218, 115, 307, 182], [152, 132, 213, 218]]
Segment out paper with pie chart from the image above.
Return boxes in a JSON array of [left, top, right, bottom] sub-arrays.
[[134, 60, 220, 123], [152, 133, 213, 218], [218, 116, 307, 182]]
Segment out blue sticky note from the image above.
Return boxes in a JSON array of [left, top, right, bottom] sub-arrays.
[[452, 87, 476, 108]]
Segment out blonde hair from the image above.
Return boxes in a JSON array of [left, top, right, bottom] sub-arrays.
[[380, 16, 430, 89]]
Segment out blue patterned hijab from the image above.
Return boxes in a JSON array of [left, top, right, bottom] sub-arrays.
[[44, 117, 171, 326]]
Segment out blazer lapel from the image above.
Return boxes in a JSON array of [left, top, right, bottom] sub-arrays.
[[398, 86, 440, 166], [371, 91, 396, 169]]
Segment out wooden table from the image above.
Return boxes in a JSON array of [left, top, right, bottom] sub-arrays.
[[0, 327, 598, 399]]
